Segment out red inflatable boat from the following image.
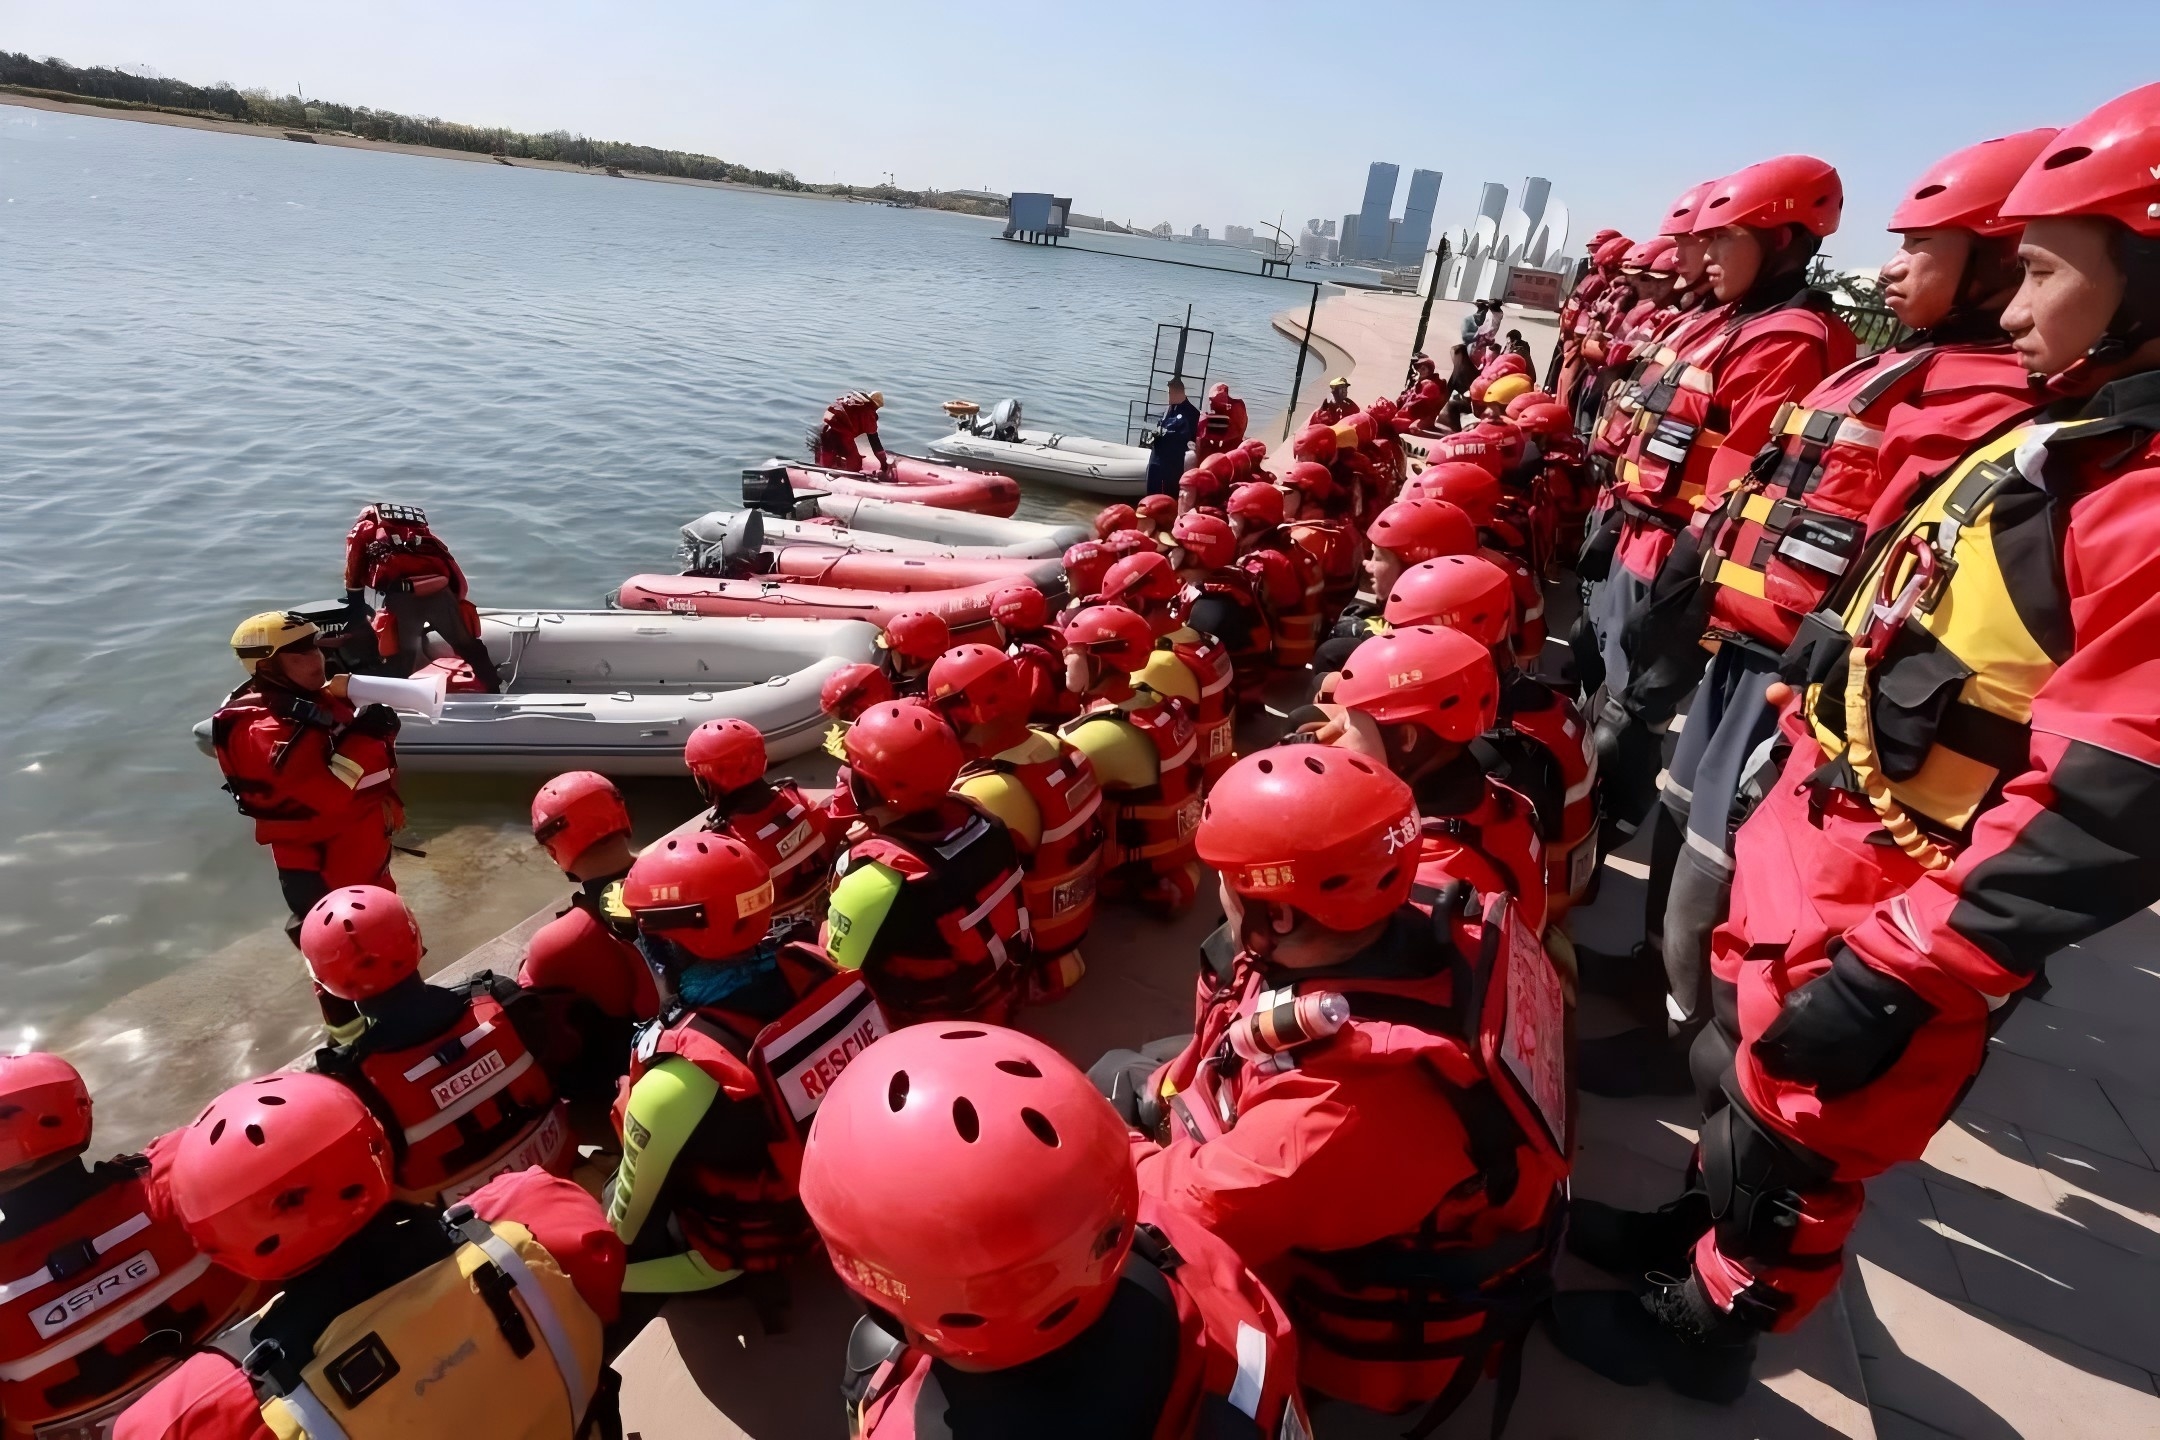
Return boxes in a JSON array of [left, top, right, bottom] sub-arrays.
[[611, 572, 1017, 637], [748, 458, 1021, 517]]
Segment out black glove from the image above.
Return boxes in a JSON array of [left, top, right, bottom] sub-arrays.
[[1594, 704, 1661, 831], [1752, 945, 1935, 1099], [344, 587, 365, 607], [344, 703, 402, 740]]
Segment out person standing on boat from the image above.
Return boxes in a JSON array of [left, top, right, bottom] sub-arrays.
[[815, 389, 891, 475], [1145, 379, 1200, 498], [343, 502, 502, 692]]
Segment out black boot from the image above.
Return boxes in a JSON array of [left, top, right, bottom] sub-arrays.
[[1579, 1021, 1701, 1097], [1546, 1276, 1757, 1404], [1573, 941, 1664, 1003], [1568, 1190, 1710, 1277]]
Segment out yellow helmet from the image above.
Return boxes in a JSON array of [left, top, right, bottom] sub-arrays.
[[1484, 374, 1533, 408], [230, 610, 318, 673], [868, 390, 885, 408], [1327, 375, 1351, 389]]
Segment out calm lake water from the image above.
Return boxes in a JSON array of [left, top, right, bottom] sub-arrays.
[[0, 105, 1313, 1046]]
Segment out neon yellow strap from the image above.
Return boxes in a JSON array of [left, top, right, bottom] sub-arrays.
[[826, 861, 904, 972], [608, 1058, 719, 1245]]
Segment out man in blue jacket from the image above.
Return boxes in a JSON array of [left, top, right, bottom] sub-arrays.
[[1146, 378, 1200, 497]]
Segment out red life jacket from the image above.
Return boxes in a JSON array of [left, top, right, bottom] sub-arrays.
[[1492, 676, 1598, 909], [1591, 304, 1730, 460], [853, 1198, 1308, 1440], [704, 780, 835, 925], [1186, 574, 1272, 710], [1161, 630, 1237, 786], [840, 798, 1028, 1025], [0, 1157, 252, 1438], [1164, 895, 1567, 1425], [1310, 398, 1356, 427], [1065, 695, 1202, 884], [1242, 541, 1323, 669], [345, 504, 462, 593], [1286, 518, 1359, 622], [317, 978, 575, 1207], [1480, 545, 1547, 669], [1698, 342, 2039, 649], [1415, 779, 1548, 938], [966, 732, 1104, 971], [622, 948, 886, 1271], [208, 684, 401, 848], [816, 394, 882, 469]]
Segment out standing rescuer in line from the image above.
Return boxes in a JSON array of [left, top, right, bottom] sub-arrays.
[[0, 1054, 255, 1440], [342, 502, 501, 691], [211, 611, 404, 1029], [609, 832, 885, 1320], [802, 1025, 1310, 1439], [1550, 84, 2160, 1402]]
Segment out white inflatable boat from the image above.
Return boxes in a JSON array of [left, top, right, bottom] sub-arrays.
[[688, 505, 1085, 564], [190, 610, 879, 776], [923, 400, 1154, 499], [740, 470, 1091, 555]]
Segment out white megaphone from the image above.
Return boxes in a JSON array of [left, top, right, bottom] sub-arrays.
[[345, 671, 449, 721]]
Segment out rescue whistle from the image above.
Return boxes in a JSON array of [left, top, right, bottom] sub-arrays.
[[1227, 991, 1351, 1074]]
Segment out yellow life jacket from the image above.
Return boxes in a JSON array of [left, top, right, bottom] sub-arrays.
[[252, 1211, 602, 1440], [1807, 421, 2081, 857]]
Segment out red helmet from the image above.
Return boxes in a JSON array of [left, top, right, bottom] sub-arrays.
[[989, 582, 1048, 632], [300, 885, 422, 1001], [1519, 401, 1575, 442], [1693, 155, 1843, 238], [928, 644, 1030, 731], [1236, 438, 1270, 465], [1365, 498, 1477, 564], [1099, 550, 1178, 607], [1503, 388, 1553, 420], [1137, 493, 1178, 528], [1061, 540, 1112, 600], [1465, 374, 1491, 406], [1591, 227, 1622, 245], [1170, 510, 1237, 570], [1621, 238, 1659, 271], [1593, 235, 1633, 267], [801, 1024, 1137, 1370], [1291, 424, 1338, 464], [1405, 461, 1501, 526], [844, 702, 964, 814], [1486, 352, 1530, 381], [885, 610, 953, 666], [1181, 456, 1232, 505], [1197, 747, 1418, 932], [171, 1073, 393, 1282], [1334, 625, 1499, 745], [623, 831, 775, 960], [2003, 85, 2160, 236], [1658, 179, 1720, 238], [1475, 419, 1526, 468], [1892, 129, 2060, 238], [821, 661, 894, 721], [1062, 604, 1155, 674], [1207, 381, 1232, 409], [1412, 352, 1438, 376], [531, 770, 632, 870], [0, 1053, 93, 1170], [1366, 396, 1399, 427], [1284, 460, 1338, 501], [1092, 503, 1138, 539], [1346, 411, 1378, 447], [1101, 529, 1157, 563], [1642, 236, 1680, 275], [1421, 434, 1503, 481], [685, 717, 767, 794], [1383, 554, 1516, 645], [1227, 481, 1284, 528]]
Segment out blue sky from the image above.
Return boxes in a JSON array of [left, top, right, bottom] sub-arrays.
[[8, 1, 2155, 268]]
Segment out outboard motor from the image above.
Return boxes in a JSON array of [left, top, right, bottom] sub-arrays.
[[680, 507, 767, 577], [290, 596, 378, 675], [743, 461, 826, 516], [986, 397, 1024, 442]]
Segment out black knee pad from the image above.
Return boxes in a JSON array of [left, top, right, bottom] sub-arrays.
[[1699, 1099, 1834, 1265], [1690, 1023, 1735, 1121]]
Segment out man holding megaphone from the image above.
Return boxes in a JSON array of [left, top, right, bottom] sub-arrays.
[[212, 609, 408, 1035]]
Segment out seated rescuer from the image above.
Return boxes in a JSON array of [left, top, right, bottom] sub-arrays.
[[688, 717, 836, 933], [875, 610, 950, 699], [1100, 747, 1570, 1428], [1228, 481, 1325, 672], [519, 771, 660, 1103], [819, 662, 896, 830], [342, 502, 501, 691], [1097, 550, 1237, 787], [824, 702, 1029, 1026], [1311, 495, 1480, 676], [211, 611, 402, 957], [1166, 510, 1272, 707], [1136, 491, 1179, 539], [801, 1025, 1310, 1440], [0, 1055, 254, 1438], [301, 887, 577, 1208], [1057, 605, 1204, 918], [988, 582, 1078, 726], [113, 1073, 623, 1440], [926, 644, 1105, 1004], [608, 832, 886, 1314]]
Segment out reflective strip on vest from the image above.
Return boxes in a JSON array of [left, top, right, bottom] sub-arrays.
[[1229, 1322, 1267, 1419], [472, 1231, 589, 1420], [0, 1213, 151, 1303], [0, 1252, 213, 1383], [959, 868, 1024, 933], [1037, 786, 1103, 845], [400, 1050, 539, 1145], [399, 1020, 494, 1082]]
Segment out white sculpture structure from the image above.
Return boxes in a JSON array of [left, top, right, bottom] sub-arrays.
[[1437, 175, 1577, 308]]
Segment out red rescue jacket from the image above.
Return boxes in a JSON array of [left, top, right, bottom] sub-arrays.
[[208, 682, 402, 868], [703, 780, 836, 926], [963, 732, 1104, 967], [342, 505, 468, 596]]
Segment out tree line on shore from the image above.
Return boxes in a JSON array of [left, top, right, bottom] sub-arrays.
[[0, 52, 1008, 216]]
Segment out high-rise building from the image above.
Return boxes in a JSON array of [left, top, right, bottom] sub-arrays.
[[1190, 224, 1209, 240], [1352, 162, 1399, 261], [1341, 214, 1360, 259], [1225, 224, 1255, 248], [1391, 168, 1443, 264]]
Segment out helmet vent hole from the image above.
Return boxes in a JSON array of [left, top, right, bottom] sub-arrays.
[[1320, 875, 1349, 892], [260, 1094, 286, 1106], [940, 1029, 986, 1040], [1020, 1108, 1059, 1147], [995, 1058, 1042, 1078], [940, 1313, 986, 1329], [245, 1123, 267, 1146], [1038, 1298, 1080, 1329], [339, 1183, 366, 1200], [1091, 1222, 1125, 1259], [208, 1119, 226, 1144], [952, 1097, 980, 1142], [1255, 758, 1274, 774], [2042, 146, 2091, 171], [1303, 755, 1325, 775], [887, 1071, 910, 1111], [1346, 756, 1375, 774], [272, 1185, 307, 1212], [1912, 183, 1947, 200], [254, 1236, 281, 1258]]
